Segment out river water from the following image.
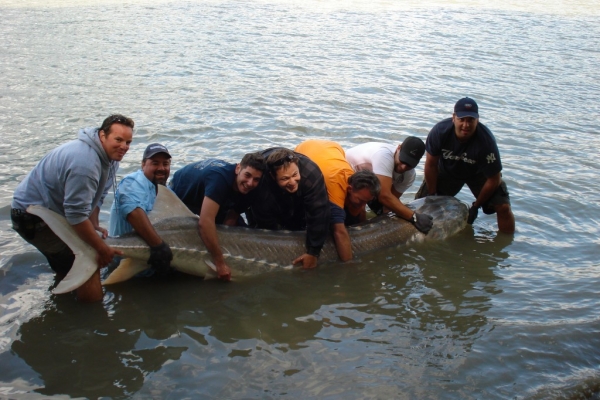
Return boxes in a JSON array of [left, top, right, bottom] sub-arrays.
[[0, 0, 599, 398]]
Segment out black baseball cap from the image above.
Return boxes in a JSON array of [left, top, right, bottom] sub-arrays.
[[454, 97, 479, 119], [143, 143, 171, 160], [399, 136, 425, 169]]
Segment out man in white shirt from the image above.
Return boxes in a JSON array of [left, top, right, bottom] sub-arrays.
[[345, 136, 433, 234]]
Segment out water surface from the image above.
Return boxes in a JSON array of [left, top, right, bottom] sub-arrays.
[[0, 0, 599, 398]]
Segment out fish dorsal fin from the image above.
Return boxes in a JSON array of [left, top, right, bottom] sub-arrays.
[[148, 184, 197, 224]]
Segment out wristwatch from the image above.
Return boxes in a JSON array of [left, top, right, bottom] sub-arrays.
[[411, 213, 417, 224]]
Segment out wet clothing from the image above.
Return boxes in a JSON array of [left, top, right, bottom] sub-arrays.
[[345, 142, 415, 195], [11, 127, 118, 274], [246, 149, 330, 258], [414, 164, 511, 213], [295, 140, 360, 226], [10, 209, 75, 276], [109, 169, 157, 237], [170, 159, 251, 223], [415, 118, 511, 212]]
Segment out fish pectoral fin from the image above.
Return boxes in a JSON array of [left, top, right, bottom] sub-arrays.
[[204, 259, 218, 279], [103, 258, 150, 285]]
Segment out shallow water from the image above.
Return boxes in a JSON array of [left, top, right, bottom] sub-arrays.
[[0, 0, 599, 398]]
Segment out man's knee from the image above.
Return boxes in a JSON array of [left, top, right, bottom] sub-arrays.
[[495, 203, 515, 234], [493, 202, 511, 216], [495, 203, 514, 222]]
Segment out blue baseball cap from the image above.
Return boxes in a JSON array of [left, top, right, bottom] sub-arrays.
[[143, 143, 171, 160], [454, 97, 479, 119]]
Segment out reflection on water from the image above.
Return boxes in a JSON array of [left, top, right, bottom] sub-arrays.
[[12, 298, 185, 398], [7, 230, 511, 398]]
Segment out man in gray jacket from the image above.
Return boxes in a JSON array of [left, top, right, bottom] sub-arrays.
[[11, 114, 134, 301]]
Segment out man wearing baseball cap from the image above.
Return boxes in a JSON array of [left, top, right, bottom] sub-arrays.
[[345, 137, 433, 234], [109, 143, 174, 275], [415, 97, 515, 234]]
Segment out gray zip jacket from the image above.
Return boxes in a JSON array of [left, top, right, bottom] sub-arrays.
[[12, 127, 119, 225]]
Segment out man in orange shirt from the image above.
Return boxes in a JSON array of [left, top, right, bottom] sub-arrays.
[[295, 140, 380, 261]]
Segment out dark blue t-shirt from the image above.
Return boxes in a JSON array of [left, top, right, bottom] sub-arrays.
[[170, 159, 249, 222], [426, 118, 502, 180]]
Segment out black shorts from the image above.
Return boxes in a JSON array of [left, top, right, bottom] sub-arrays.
[[415, 170, 511, 215], [11, 209, 75, 276]]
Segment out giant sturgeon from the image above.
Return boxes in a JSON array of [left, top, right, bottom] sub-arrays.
[[27, 185, 468, 294]]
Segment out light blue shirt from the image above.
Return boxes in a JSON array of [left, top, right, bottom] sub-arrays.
[[109, 169, 156, 237]]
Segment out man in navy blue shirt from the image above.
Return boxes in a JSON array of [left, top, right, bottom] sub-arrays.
[[170, 153, 266, 280], [415, 97, 515, 234]]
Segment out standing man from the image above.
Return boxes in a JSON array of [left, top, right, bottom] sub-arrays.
[[246, 148, 330, 270], [295, 140, 380, 261], [169, 153, 266, 281], [11, 114, 134, 302], [414, 97, 515, 233], [345, 137, 433, 234], [109, 143, 174, 276]]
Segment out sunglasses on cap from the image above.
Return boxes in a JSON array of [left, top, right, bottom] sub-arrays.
[[100, 114, 134, 133], [106, 115, 133, 126], [268, 154, 298, 169]]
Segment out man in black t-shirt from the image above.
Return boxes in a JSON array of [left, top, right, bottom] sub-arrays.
[[415, 97, 515, 234]]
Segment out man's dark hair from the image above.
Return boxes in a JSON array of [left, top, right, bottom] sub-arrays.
[[348, 170, 381, 197], [239, 152, 266, 173], [265, 149, 299, 175], [99, 114, 135, 136]]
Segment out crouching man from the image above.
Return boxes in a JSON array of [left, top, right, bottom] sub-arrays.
[[170, 153, 266, 281], [11, 114, 134, 302], [109, 143, 174, 276]]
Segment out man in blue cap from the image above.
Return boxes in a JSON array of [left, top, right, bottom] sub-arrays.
[[415, 97, 515, 234], [109, 143, 174, 275]]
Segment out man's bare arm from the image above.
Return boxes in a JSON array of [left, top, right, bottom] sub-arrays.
[[376, 174, 414, 220], [126, 208, 163, 247], [331, 223, 352, 261], [198, 197, 231, 281], [423, 152, 440, 195]]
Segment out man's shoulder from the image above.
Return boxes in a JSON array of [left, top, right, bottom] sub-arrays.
[[475, 122, 497, 141], [175, 159, 235, 179], [46, 139, 101, 174], [56, 138, 97, 159], [121, 168, 144, 180], [353, 142, 394, 151], [298, 153, 320, 172], [296, 155, 327, 191], [120, 169, 152, 187], [371, 143, 395, 155], [347, 142, 394, 160], [204, 161, 236, 189], [430, 118, 454, 135]]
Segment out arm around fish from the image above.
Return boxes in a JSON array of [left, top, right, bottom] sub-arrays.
[[198, 196, 231, 281]]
